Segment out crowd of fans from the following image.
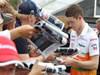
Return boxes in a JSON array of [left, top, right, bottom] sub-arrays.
[[0, 0, 99, 75]]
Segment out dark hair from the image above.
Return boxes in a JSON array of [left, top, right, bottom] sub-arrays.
[[65, 4, 84, 18]]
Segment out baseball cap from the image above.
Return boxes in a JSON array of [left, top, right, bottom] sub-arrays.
[[18, 0, 44, 18], [0, 36, 24, 67]]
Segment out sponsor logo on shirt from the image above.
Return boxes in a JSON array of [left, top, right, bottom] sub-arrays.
[[79, 43, 85, 48], [90, 38, 97, 41], [91, 44, 97, 50]]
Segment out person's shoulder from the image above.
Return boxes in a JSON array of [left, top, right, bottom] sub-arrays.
[[87, 25, 97, 36], [87, 28, 99, 42]]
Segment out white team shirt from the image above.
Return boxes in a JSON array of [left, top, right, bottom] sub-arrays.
[[70, 23, 99, 57]]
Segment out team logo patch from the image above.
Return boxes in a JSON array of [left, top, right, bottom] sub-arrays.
[[90, 38, 97, 41], [79, 43, 85, 48], [91, 44, 97, 50]]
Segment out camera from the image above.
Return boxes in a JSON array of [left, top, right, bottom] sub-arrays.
[[55, 47, 78, 56], [30, 20, 69, 57], [22, 61, 67, 74]]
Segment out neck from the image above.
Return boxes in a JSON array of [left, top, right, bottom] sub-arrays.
[[76, 20, 85, 36]]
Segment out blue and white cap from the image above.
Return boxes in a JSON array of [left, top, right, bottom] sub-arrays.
[[18, 0, 44, 18]]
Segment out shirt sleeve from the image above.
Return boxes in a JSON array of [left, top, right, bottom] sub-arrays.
[[0, 30, 11, 39], [89, 37, 99, 56]]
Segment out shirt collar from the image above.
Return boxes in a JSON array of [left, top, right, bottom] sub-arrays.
[[80, 23, 88, 36]]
